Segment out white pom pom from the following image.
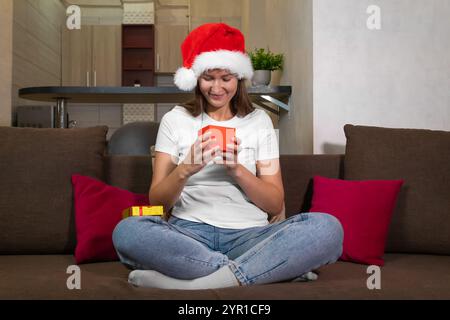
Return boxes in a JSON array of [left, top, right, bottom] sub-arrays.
[[174, 67, 197, 91]]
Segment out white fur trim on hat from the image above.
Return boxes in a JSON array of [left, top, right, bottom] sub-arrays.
[[192, 50, 254, 80], [174, 50, 254, 91], [174, 67, 197, 91]]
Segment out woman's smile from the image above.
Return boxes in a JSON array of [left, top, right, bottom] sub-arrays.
[[209, 93, 226, 100]]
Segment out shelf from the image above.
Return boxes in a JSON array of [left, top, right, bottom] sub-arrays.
[[122, 24, 154, 48], [123, 71, 154, 87], [122, 24, 155, 87], [18, 86, 291, 111], [123, 46, 154, 49], [123, 68, 154, 71], [18, 86, 292, 128], [123, 48, 154, 70]]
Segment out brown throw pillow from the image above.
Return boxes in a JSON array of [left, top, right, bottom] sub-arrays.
[[0, 126, 108, 254], [344, 124, 450, 255]]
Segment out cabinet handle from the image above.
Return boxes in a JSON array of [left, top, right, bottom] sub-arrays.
[[87, 71, 90, 87], [157, 54, 160, 71], [94, 70, 97, 87]]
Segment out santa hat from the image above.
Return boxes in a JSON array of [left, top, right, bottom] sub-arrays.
[[174, 23, 254, 91]]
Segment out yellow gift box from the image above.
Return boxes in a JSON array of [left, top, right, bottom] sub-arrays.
[[122, 206, 164, 219]]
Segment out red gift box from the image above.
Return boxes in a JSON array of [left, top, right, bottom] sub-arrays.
[[199, 125, 236, 152]]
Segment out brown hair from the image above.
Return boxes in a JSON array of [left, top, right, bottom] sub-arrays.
[[181, 79, 255, 118]]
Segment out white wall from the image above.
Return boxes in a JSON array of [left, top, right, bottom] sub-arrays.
[[313, 0, 450, 154], [243, 0, 313, 154]]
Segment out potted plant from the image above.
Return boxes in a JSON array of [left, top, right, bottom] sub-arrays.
[[248, 48, 284, 86]]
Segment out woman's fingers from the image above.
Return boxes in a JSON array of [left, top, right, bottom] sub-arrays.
[[230, 137, 242, 153], [203, 145, 221, 164], [192, 133, 243, 165], [226, 143, 241, 154], [222, 151, 238, 165], [201, 137, 218, 151], [201, 131, 212, 142], [189, 133, 216, 164]]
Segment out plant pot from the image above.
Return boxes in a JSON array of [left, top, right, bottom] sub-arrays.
[[252, 70, 271, 86], [270, 70, 282, 86]]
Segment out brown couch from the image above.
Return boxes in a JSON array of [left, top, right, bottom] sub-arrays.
[[0, 124, 449, 300]]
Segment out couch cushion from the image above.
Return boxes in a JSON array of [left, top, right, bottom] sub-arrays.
[[72, 174, 149, 264], [344, 125, 450, 254], [1, 254, 449, 299], [310, 176, 403, 266], [0, 255, 218, 300], [215, 254, 450, 300], [0, 126, 108, 254]]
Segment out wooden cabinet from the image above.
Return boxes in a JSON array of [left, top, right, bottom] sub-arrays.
[[62, 25, 121, 87], [155, 25, 189, 73], [92, 26, 121, 87], [62, 27, 92, 86], [122, 24, 155, 86]]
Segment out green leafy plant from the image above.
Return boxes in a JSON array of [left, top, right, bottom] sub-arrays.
[[248, 48, 284, 71]]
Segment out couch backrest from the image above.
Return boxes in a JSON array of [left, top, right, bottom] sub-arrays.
[[3, 123, 448, 257], [105, 155, 153, 194], [280, 155, 344, 216], [0, 124, 343, 255], [0, 126, 108, 255], [344, 125, 450, 255]]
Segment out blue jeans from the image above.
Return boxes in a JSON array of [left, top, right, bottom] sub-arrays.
[[112, 212, 344, 286]]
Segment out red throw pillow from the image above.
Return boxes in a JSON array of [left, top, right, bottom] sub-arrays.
[[71, 174, 149, 264], [309, 175, 403, 266]]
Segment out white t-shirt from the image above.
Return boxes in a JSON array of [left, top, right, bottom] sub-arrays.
[[154, 105, 279, 229]]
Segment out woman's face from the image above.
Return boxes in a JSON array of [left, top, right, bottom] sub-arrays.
[[198, 69, 238, 111]]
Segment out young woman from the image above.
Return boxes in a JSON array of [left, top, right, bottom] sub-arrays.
[[113, 23, 343, 290]]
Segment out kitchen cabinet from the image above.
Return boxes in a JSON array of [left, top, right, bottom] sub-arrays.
[[62, 27, 92, 86], [155, 25, 189, 73], [62, 25, 121, 87], [122, 24, 155, 86], [93, 26, 121, 86]]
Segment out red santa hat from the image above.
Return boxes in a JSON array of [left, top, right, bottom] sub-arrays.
[[174, 23, 254, 91]]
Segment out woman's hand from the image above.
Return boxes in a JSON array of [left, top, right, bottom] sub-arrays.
[[180, 131, 221, 178], [215, 136, 242, 175], [269, 202, 286, 224]]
